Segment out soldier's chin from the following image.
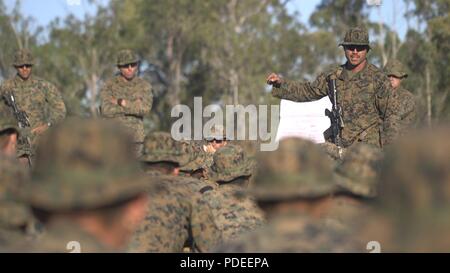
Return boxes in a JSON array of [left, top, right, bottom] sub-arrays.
[[350, 58, 361, 65]]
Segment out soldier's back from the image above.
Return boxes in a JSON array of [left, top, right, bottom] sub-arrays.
[[216, 214, 362, 253], [202, 184, 265, 241], [24, 220, 110, 253], [129, 176, 221, 253]]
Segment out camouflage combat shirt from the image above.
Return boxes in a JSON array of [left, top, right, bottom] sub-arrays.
[[272, 62, 401, 148], [100, 75, 153, 143]]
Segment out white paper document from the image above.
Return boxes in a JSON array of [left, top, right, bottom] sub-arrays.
[[276, 97, 332, 143]]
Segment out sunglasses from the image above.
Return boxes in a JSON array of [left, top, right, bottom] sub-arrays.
[[118, 63, 138, 69], [15, 64, 33, 69], [344, 45, 368, 52]]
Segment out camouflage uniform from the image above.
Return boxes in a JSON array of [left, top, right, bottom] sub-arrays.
[[0, 49, 67, 157], [366, 127, 450, 252], [0, 155, 38, 249], [0, 99, 19, 136], [216, 138, 363, 253], [129, 132, 222, 252], [16, 118, 151, 252], [383, 59, 417, 132], [205, 145, 265, 241], [99, 49, 153, 152], [272, 27, 400, 148], [327, 143, 383, 233]]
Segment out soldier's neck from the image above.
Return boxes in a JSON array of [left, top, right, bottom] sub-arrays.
[[16, 74, 32, 82], [345, 59, 367, 74]]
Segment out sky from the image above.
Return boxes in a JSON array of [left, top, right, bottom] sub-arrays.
[[5, 0, 409, 40]]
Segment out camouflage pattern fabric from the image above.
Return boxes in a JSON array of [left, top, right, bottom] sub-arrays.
[[384, 59, 408, 78], [273, 62, 400, 148], [373, 127, 450, 252], [17, 118, 151, 211], [202, 183, 265, 241], [389, 87, 416, 132], [214, 138, 366, 253], [207, 145, 255, 183], [252, 138, 338, 201], [384, 59, 416, 132], [0, 75, 67, 155], [339, 26, 371, 47], [0, 155, 36, 248], [117, 49, 139, 66], [13, 49, 34, 66], [0, 100, 19, 133], [179, 141, 209, 172], [215, 214, 363, 253], [140, 132, 191, 166], [129, 175, 222, 253], [334, 143, 383, 198], [272, 28, 400, 148], [99, 75, 153, 143], [24, 220, 111, 253]]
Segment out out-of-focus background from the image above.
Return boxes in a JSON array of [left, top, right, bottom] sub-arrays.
[[1, 0, 448, 131]]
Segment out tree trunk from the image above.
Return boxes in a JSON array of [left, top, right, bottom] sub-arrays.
[[89, 73, 99, 117], [425, 65, 432, 127]]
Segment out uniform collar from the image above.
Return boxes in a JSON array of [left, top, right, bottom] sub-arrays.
[[339, 60, 369, 81]]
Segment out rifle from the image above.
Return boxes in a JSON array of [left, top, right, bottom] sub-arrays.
[[3, 92, 33, 166], [325, 79, 344, 157], [4, 92, 30, 128]]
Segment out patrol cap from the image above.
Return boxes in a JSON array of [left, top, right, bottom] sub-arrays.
[[117, 49, 140, 66], [13, 49, 34, 67], [384, 59, 408, 78], [339, 26, 371, 48]]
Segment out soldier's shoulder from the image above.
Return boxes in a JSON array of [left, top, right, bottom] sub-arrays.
[[367, 63, 388, 78], [135, 77, 152, 91], [399, 87, 415, 98], [32, 77, 57, 89], [323, 64, 344, 78], [104, 76, 120, 86], [0, 77, 17, 89]]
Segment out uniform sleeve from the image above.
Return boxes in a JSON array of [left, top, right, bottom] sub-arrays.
[[44, 82, 66, 124], [121, 82, 153, 117], [401, 93, 417, 129], [99, 81, 125, 117], [272, 72, 329, 102], [374, 76, 401, 147]]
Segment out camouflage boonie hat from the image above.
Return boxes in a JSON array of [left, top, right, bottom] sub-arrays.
[[339, 26, 370, 47], [17, 118, 150, 211], [384, 59, 408, 78], [179, 141, 209, 172], [253, 138, 338, 202], [204, 124, 227, 141], [141, 132, 191, 166], [0, 155, 32, 228], [13, 49, 34, 67], [207, 145, 255, 183], [334, 143, 382, 198], [117, 49, 140, 66], [0, 102, 19, 134], [376, 127, 450, 251]]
